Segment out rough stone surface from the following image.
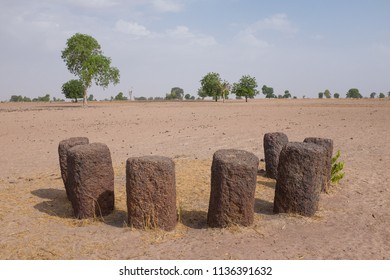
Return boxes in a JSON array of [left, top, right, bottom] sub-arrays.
[[58, 137, 89, 199], [263, 132, 289, 179], [304, 137, 334, 192], [207, 149, 259, 228], [66, 143, 114, 219], [126, 156, 177, 231], [273, 142, 326, 217]]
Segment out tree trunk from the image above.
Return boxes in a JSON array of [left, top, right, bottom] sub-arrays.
[[245, 96, 248, 102], [215, 95, 217, 102], [83, 88, 88, 107]]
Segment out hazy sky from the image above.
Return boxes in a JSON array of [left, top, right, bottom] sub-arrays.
[[1, 0, 389, 100]]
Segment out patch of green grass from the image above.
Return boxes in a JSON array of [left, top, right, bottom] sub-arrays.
[[331, 150, 345, 185]]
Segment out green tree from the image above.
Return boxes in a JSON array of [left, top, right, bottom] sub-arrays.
[[199, 72, 222, 102], [379, 92, 385, 98], [262, 85, 276, 98], [370, 92, 376, 98], [114, 92, 128, 100], [62, 79, 84, 102], [197, 88, 207, 100], [171, 87, 184, 100], [283, 90, 291, 99], [334, 93, 340, 99], [324, 89, 331, 98], [232, 75, 258, 102], [318, 92, 324, 99], [10, 95, 31, 102], [184, 93, 191, 100], [165, 87, 185, 100], [346, 88, 362, 98], [87, 94, 95, 101], [33, 94, 50, 102], [61, 33, 120, 107], [220, 80, 230, 103]]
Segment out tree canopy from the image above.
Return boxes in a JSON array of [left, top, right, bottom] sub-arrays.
[[114, 92, 128, 101], [283, 90, 291, 99], [231, 75, 258, 102], [346, 88, 362, 98], [171, 87, 184, 99], [10, 95, 31, 102], [61, 33, 120, 106], [262, 85, 276, 98], [166, 87, 184, 100], [199, 72, 223, 102], [62, 79, 84, 102]]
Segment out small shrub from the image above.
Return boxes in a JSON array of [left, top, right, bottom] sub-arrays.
[[331, 150, 345, 184]]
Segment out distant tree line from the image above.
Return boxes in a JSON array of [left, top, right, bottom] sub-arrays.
[[198, 72, 390, 101], [9, 71, 390, 103], [9, 94, 64, 102]]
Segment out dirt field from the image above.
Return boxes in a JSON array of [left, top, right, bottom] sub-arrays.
[[0, 99, 389, 259]]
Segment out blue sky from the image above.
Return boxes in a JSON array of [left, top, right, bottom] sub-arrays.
[[0, 0, 389, 100]]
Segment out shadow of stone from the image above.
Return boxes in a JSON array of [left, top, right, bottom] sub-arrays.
[[256, 178, 276, 189], [103, 210, 128, 228], [257, 169, 266, 176], [254, 198, 274, 215], [31, 188, 73, 218], [180, 210, 208, 229]]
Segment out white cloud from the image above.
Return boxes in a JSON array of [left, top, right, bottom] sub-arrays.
[[236, 14, 297, 48], [243, 13, 297, 39], [152, 0, 183, 13], [256, 13, 297, 33], [68, 0, 119, 8], [167, 25, 216, 46], [167, 25, 193, 38], [193, 35, 217, 47], [236, 30, 271, 48], [115, 20, 151, 37]]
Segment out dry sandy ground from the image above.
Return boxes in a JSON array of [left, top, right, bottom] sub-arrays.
[[0, 99, 389, 260]]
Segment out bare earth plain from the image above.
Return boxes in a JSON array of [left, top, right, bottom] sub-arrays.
[[0, 99, 389, 260]]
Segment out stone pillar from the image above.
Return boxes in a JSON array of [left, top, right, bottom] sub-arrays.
[[126, 156, 177, 231], [263, 132, 289, 179], [273, 142, 326, 217], [58, 137, 89, 199], [66, 143, 114, 219], [207, 149, 259, 228], [304, 137, 334, 192]]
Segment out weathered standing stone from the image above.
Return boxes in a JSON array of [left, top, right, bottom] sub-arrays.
[[126, 156, 177, 231], [207, 149, 259, 228], [273, 142, 326, 217], [304, 137, 334, 192], [58, 137, 89, 199], [66, 143, 114, 219], [263, 132, 289, 179]]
